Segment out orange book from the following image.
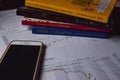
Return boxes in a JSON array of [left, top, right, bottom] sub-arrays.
[[25, 0, 116, 23]]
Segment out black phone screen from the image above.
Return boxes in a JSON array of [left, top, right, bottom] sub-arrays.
[[0, 45, 41, 80]]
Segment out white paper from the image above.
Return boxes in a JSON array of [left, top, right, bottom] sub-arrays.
[[0, 9, 120, 80], [0, 35, 7, 59]]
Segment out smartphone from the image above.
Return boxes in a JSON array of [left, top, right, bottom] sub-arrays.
[[0, 40, 45, 80]]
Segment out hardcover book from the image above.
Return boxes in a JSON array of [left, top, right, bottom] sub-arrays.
[[32, 26, 110, 38], [22, 18, 111, 33], [16, 6, 113, 28], [25, 0, 116, 23]]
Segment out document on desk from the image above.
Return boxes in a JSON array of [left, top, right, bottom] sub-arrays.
[[0, 36, 7, 58], [0, 9, 27, 35], [1, 30, 120, 80], [0, 9, 120, 80]]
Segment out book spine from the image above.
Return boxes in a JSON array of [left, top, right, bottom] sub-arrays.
[[22, 19, 111, 33], [25, 0, 109, 23], [17, 7, 112, 28], [32, 26, 110, 38]]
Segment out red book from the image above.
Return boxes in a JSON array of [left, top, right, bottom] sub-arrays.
[[22, 18, 111, 33]]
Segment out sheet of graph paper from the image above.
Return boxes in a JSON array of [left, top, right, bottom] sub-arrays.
[[0, 35, 7, 58], [2, 31, 120, 80], [0, 9, 120, 80], [0, 9, 28, 35]]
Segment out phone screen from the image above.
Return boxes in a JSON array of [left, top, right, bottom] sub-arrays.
[[0, 44, 41, 80]]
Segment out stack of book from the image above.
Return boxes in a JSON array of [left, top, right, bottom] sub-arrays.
[[17, 0, 117, 38]]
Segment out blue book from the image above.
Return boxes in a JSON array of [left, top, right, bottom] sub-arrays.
[[32, 26, 110, 38]]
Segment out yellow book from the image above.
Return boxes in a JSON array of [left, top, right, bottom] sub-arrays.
[[25, 0, 116, 23]]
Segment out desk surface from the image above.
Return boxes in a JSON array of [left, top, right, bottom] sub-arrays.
[[0, 9, 120, 80]]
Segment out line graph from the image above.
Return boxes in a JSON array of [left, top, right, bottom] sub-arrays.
[[43, 56, 120, 80], [44, 68, 96, 80], [1, 9, 120, 80], [102, 57, 120, 79], [1, 29, 72, 47]]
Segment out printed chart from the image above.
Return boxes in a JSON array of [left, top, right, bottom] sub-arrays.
[[42, 55, 120, 80], [0, 9, 120, 80]]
